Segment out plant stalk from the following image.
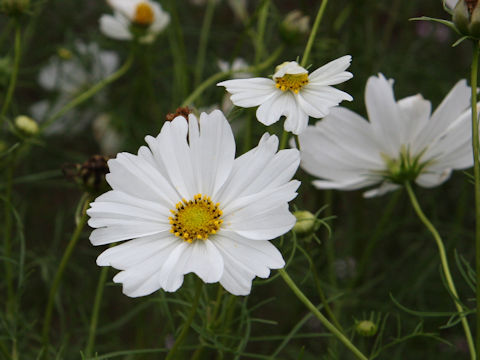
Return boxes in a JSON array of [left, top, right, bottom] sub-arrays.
[[405, 182, 475, 359]]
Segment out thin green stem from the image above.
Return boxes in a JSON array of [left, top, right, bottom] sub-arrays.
[[405, 182, 475, 360], [1, 22, 21, 119], [42, 195, 91, 352], [181, 46, 283, 107], [84, 264, 110, 358], [278, 268, 368, 360], [471, 40, 480, 358], [279, 130, 289, 150], [165, 280, 203, 360], [40, 53, 134, 132], [254, 0, 270, 65], [300, 0, 329, 67], [3, 157, 15, 315], [194, 0, 217, 88]]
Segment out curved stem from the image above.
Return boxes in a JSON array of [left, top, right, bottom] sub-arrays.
[[84, 264, 110, 358], [300, 0, 329, 68], [40, 53, 134, 132], [278, 268, 368, 360], [194, 0, 217, 88], [405, 182, 475, 359], [42, 195, 91, 352], [165, 280, 203, 360], [471, 40, 480, 357], [254, 0, 270, 65], [1, 22, 21, 120], [181, 46, 283, 107]]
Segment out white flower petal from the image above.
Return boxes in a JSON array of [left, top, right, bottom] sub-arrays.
[[363, 182, 400, 198], [158, 240, 224, 292], [308, 55, 352, 85], [217, 78, 277, 107], [214, 233, 285, 295], [189, 110, 235, 196], [99, 14, 132, 40]]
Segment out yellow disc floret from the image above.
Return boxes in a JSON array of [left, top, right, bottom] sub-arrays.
[[169, 194, 223, 243], [275, 73, 309, 94], [134, 2, 154, 26]]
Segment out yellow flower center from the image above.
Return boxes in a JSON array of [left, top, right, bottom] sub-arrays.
[[275, 73, 309, 94], [169, 194, 223, 243], [133, 2, 154, 26]]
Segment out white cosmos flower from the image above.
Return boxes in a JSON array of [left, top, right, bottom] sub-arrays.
[[445, 0, 458, 9], [299, 73, 473, 198], [100, 0, 170, 44], [87, 110, 300, 297], [217, 56, 353, 135]]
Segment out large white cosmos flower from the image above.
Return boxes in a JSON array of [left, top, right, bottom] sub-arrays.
[[299, 74, 473, 198], [217, 56, 353, 135], [88, 110, 300, 297], [100, 0, 170, 44]]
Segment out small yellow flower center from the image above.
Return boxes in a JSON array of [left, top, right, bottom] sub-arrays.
[[275, 73, 309, 94], [134, 2, 154, 26], [169, 194, 223, 243]]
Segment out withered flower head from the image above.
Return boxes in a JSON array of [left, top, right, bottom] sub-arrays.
[[63, 155, 110, 195], [165, 107, 192, 122]]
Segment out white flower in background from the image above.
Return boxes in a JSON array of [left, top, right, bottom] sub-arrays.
[[92, 113, 124, 156], [218, 56, 353, 135], [100, 0, 170, 44], [88, 110, 300, 297], [32, 41, 119, 134], [299, 74, 473, 198]]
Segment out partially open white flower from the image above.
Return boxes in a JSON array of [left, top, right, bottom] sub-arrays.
[[217, 56, 353, 135], [100, 0, 170, 44], [88, 110, 300, 297], [299, 74, 473, 198]]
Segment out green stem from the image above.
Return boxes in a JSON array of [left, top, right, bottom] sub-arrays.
[[405, 182, 475, 360], [1, 22, 21, 119], [3, 157, 15, 315], [181, 46, 283, 107], [278, 268, 368, 360], [84, 264, 110, 358], [194, 0, 217, 88], [300, 0, 329, 67], [165, 280, 203, 360], [471, 40, 480, 358], [254, 0, 270, 65], [40, 53, 134, 132], [279, 130, 289, 150], [42, 196, 91, 352]]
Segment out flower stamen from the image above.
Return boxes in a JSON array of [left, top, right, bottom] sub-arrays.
[[275, 73, 309, 94], [169, 194, 223, 243], [134, 2, 154, 26]]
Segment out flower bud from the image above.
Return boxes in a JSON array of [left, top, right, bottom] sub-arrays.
[[14, 115, 39, 136], [280, 10, 310, 44], [1, 0, 30, 16], [292, 210, 316, 234], [355, 320, 378, 337], [453, 0, 480, 37], [57, 47, 73, 60]]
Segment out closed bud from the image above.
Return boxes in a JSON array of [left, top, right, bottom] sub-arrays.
[[292, 210, 316, 234], [355, 320, 378, 337], [14, 115, 39, 136], [453, 0, 480, 37]]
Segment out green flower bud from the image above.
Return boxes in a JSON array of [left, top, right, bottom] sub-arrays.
[[57, 47, 73, 60], [1, 0, 30, 16], [355, 320, 378, 337], [453, 0, 480, 37], [14, 115, 39, 136], [293, 210, 316, 234]]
